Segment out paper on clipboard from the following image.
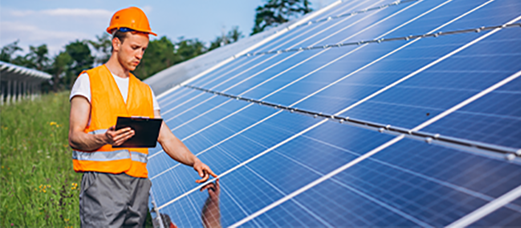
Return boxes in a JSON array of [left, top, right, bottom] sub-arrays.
[[114, 116, 162, 148]]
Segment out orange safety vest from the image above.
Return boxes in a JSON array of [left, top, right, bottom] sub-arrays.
[[72, 65, 154, 178]]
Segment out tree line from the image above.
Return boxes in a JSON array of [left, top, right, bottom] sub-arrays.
[[0, 30, 242, 93], [0, 0, 311, 93]]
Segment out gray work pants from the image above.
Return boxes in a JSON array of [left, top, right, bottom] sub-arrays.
[[79, 172, 152, 228]]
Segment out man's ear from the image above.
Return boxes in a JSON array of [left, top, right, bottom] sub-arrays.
[[112, 37, 121, 52]]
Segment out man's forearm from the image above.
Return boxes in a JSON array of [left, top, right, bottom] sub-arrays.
[[69, 131, 107, 152], [156, 117, 217, 182], [159, 136, 200, 166]]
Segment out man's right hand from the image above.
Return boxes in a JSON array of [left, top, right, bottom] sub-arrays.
[[104, 126, 135, 146]]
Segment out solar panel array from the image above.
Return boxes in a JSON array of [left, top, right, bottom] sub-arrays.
[[147, 0, 521, 227]]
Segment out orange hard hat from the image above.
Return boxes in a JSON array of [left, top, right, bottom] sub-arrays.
[[106, 6, 157, 36]]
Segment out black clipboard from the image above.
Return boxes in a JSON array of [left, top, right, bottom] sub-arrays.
[[114, 116, 162, 148]]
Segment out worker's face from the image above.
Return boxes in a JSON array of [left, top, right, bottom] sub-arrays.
[[114, 32, 149, 71]]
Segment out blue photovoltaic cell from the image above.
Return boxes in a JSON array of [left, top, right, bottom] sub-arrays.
[[423, 77, 521, 148], [437, 0, 521, 31], [245, 179, 422, 227], [187, 57, 252, 88], [158, 87, 197, 106], [368, 139, 521, 204], [147, 0, 521, 226]]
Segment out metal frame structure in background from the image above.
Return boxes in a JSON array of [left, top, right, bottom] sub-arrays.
[[0, 60, 52, 105]]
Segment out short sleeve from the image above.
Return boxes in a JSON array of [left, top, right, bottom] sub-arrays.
[[151, 88, 160, 111], [69, 73, 91, 102]]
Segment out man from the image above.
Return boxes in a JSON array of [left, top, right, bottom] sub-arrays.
[[68, 6, 217, 227]]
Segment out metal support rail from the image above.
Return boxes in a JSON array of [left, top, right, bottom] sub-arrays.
[[183, 84, 521, 161], [298, 0, 420, 28], [243, 23, 521, 57]]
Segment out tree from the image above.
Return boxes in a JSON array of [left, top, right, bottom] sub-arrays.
[[0, 40, 23, 62], [251, 0, 312, 35], [0, 42, 51, 71], [133, 36, 208, 80], [175, 37, 207, 62], [25, 44, 51, 71], [227, 26, 243, 43], [209, 26, 244, 51], [49, 51, 72, 92], [1, 42, 56, 92], [88, 33, 112, 66], [64, 40, 94, 88], [133, 36, 176, 80]]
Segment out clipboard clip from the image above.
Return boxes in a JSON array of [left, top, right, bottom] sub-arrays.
[[131, 116, 150, 120]]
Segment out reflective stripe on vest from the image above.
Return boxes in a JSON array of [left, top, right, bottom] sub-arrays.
[[131, 151, 148, 163], [72, 150, 130, 161], [72, 150, 147, 163], [85, 129, 148, 164]]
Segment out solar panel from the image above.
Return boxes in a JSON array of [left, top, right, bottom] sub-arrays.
[[147, 0, 521, 227]]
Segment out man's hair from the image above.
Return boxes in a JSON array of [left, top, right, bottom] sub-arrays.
[[111, 30, 129, 52], [113, 30, 129, 43]]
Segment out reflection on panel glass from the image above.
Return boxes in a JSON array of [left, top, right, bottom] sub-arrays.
[[153, 180, 222, 228], [200, 180, 221, 228]]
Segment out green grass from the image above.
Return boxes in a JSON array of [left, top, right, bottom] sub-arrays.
[[1, 92, 80, 227]]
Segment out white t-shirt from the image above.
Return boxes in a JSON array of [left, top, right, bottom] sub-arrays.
[[70, 72, 160, 110]]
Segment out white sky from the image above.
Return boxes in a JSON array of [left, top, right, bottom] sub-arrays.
[[0, 0, 336, 56]]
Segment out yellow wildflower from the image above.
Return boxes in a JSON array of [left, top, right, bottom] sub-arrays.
[[71, 182, 78, 190]]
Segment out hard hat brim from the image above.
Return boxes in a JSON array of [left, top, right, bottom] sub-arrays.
[[106, 27, 157, 36]]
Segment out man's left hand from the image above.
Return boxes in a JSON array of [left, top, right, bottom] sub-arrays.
[[193, 160, 218, 183]]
